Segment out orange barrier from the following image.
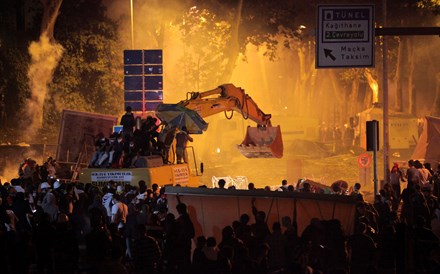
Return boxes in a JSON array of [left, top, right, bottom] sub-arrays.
[[166, 187, 357, 242]]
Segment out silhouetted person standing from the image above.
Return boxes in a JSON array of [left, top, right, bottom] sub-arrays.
[[34, 213, 56, 274], [132, 224, 162, 273], [175, 126, 193, 164], [251, 198, 270, 243], [172, 202, 195, 273], [347, 222, 377, 274], [120, 106, 135, 141]]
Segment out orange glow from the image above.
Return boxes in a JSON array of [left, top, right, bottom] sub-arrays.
[[365, 70, 379, 104]]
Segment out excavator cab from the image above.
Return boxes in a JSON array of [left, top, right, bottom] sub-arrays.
[[237, 125, 283, 158]]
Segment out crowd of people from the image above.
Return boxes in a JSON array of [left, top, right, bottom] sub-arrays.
[[1, 158, 440, 273], [88, 106, 193, 169], [318, 121, 356, 152]]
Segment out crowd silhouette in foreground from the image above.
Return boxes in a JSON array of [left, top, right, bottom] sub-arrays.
[[0, 159, 440, 273]]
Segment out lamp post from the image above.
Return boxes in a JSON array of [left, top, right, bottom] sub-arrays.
[[130, 0, 134, 49], [382, 0, 390, 187]]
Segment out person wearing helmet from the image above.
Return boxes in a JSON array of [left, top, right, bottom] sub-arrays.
[[40, 182, 59, 223]]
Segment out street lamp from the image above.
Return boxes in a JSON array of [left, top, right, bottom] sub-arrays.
[[130, 0, 134, 49]]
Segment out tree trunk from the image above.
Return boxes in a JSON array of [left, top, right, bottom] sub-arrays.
[[394, 37, 403, 112], [293, 41, 317, 116], [40, 0, 63, 40], [25, 0, 63, 141], [328, 70, 345, 125], [431, 73, 440, 116], [306, 41, 316, 116], [364, 86, 372, 110], [348, 69, 361, 117], [219, 0, 243, 84], [294, 45, 306, 115], [407, 37, 416, 115]]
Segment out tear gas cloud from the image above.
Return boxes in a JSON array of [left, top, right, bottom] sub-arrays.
[[26, 33, 64, 141]]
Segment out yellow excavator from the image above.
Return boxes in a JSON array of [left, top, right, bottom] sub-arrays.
[[172, 83, 283, 158], [79, 84, 283, 188]]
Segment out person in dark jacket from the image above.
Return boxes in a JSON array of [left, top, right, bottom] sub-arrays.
[[120, 106, 135, 141], [170, 202, 195, 273]]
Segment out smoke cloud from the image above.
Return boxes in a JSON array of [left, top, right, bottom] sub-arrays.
[[0, 161, 20, 183], [26, 32, 64, 141]]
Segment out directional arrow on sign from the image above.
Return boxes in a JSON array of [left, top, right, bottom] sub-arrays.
[[324, 49, 336, 61]]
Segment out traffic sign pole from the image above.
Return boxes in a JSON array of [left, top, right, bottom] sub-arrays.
[[372, 121, 378, 196], [382, 0, 390, 187]]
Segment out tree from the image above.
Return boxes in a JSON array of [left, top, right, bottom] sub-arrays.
[[385, 0, 440, 116], [0, 0, 38, 141], [0, 48, 30, 135], [177, 0, 301, 90], [43, 0, 123, 141], [23, 0, 63, 142]]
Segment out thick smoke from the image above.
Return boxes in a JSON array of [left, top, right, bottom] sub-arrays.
[[26, 33, 64, 141], [0, 161, 20, 183]]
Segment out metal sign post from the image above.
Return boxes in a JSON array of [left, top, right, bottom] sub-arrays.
[[316, 5, 374, 68], [358, 153, 372, 187], [373, 139, 378, 196], [367, 120, 379, 196]]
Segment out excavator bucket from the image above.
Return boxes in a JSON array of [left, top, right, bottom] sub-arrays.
[[237, 125, 283, 158]]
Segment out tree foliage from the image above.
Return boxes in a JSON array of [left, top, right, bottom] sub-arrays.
[[417, 0, 440, 14], [177, 0, 302, 89], [44, 0, 123, 139], [0, 0, 123, 142], [0, 48, 31, 122]]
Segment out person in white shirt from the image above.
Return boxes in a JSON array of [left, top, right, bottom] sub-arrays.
[[102, 186, 114, 224], [416, 160, 432, 185], [277, 179, 289, 192], [111, 194, 128, 230]]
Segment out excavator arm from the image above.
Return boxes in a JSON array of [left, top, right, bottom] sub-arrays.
[[180, 84, 272, 127], [178, 84, 283, 158]]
